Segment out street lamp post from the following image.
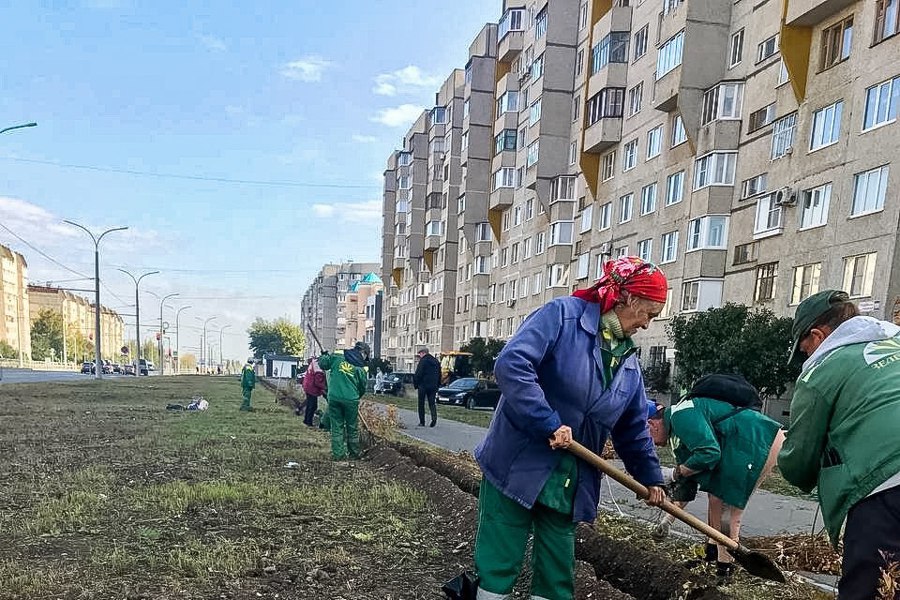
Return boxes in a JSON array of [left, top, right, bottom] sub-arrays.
[[0, 122, 37, 136], [63, 221, 128, 380], [175, 305, 191, 373], [158, 293, 178, 375], [196, 316, 217, 371], [118, 269, 159, 376], [218, 324, 232, 368]]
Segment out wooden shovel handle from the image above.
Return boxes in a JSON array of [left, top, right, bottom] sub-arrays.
[[568, 440, 739, 551]]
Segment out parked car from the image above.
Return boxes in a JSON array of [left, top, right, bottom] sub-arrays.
[[381, 371, 415, 396], [123, 364, 136, 376], [81, 361, 94, 374], [138, 359, 150, 376], [112, 363, 122, 374], [436, 377, 501, 410]]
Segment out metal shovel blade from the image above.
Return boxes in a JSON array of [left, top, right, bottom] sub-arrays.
[[731, 544, 786, 583]]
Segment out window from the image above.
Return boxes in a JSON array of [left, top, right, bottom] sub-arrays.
[[665, 171, 684, 205], [426, 220, 443, 236], [531, 53, 545, 79], [548, 264, 569, 287], [671, 115, 687, 146], [757, 34, 779, 63], [550, 176, 576, 202], [569, 141, 578, 165], [810, 101, 843, 150], [591, 32, 630, 73], [863, 76, 899, 130], [511, 242, 520, 263], [852, 165, 889, 215], [663, 0, 683, 15], [496, 91, 519, 114], [754, 194, 783, 235], [494, 129, 518, 154], [686, 216, 728, 250], [694, 152, 736, 189], [573, 95, 581, 122], [523, 237, 533, 259], [457, 195, 466, 214], [602, 152, 616, 181], [741, 173, 768, 199], [579, 2, 589, 29], [627, 82, 643, 116], [499, 7, 525, 38], [661, 231, 679, 263], [681, 279, 724, 312], [791, 263, 822, 304], [398, 151, 411, 166], [397, 175, 410, 189], [733, 242, 757, 265], [587, 88, 625, 124], [623, 139, 638, 171], [647, 125, 663, 158], [500, 247, 509, 267], [525, 198, 534, 220], [493, 167, 516, 190], [615, 246, 629, 258], [580, 204, 594, 233], [517, 127, 526, 150], [748, 103, 776, 133], [700, 82, 743, 125], [634, 25, 649, 60], [754, 263, 778, 302], [576, 253, 590, 279], [771, 113, 797, 159], [640, 183, 657, 214], [729, 29, 744, 67], [874, 0, 899, 43], [599, 203, 612, 229], [638, 239, 653, 261], [502, 210, 510, 232], [535, 6, 548, 39], [575, 48, 585, 75], [800, 183, 832, 229], [430, 106, 447, 124], [778, 59, 790, 85], [475, 222, 491, 242], [821, 17, 853, 69], [536, 231, 546, 254], [513, 205, 523, 226], [529, 99, 542, 125], [550, 222, 574, 246], [527, 141, 540, 167], [462, 99, 470, 120], [619, 193, 634, 223], [843, 253, 877, 297], [474, 256, 490, 275], [533, 271, 543, 294], [657, 31, 685, 78], [516, 166, 525, 188]]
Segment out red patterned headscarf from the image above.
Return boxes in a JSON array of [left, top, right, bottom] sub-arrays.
[[572, 256, 668, 313]]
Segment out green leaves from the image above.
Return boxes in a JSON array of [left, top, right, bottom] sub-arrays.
[[459, 337, 506, 376], [247, 317, 306, 358]]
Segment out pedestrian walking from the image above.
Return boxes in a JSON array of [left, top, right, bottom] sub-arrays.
[[646, 379, 785, 579], [779, 289, 900, 600], [471, 256, 668, 600], [240, 358, 256, 411], [301, 357, 327, 427], [413, 346, 441, 427], [374, 368, 386, 395], [317, 341, 369, 461]]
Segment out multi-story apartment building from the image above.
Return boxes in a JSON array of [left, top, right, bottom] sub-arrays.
[[300, 261, 379, 357], [0, 244, 31, 359], [27, 285, 124, 362], [343, 272, 383, 351], [382, 0, 900, 375]]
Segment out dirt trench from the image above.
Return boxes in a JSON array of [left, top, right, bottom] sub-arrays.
[[368, 440, 731, 600]]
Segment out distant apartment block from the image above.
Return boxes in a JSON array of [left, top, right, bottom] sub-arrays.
[[0, 244, 31, 359]]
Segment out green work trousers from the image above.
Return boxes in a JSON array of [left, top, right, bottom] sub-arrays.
[[328, 397, 360, 460], [474, 479, 576, 600], [240, 386, 253, 410]]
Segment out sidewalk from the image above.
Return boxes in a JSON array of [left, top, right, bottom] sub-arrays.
[[388, 405, 823, 538]]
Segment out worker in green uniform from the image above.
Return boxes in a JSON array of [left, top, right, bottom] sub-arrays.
[[240, 358, 257, 411], [317, 341, 369, 460]]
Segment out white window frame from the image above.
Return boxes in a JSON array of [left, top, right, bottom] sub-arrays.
[[623, 139, 638, 171], [843, 253, 877, 298], [863, 76, 899, 131], [638, 238, 653, 261], [580, 204, 594, 233], [640, 183, 657, 215], [661, 231, 679, 263], [851, 165, 889, 216], [602, 151, 616, 181], [700, 82, 744, 125], [665, 171, 684, 205], [550, 221, 575, 246], [791, 263, 822, 304], [741, 173, 768, 199], [693, 152, 737, 189], [529, 98, 543, 126], [526, 140, 540, 167], [657, 31, 685, 79], [686, 215, 729, 251], [576, 253, 590, 279], [536, 231, 546, 255], [627, 82, 643, 117], [671, 115, 687, 146], [647, 125, 663, 159], [681, 279, 724, 312], [757, 33, 779, 63], [619, 193, 634, 223], [599, 203, 612, 230], [810, 101, 843, 151], [799, 183, 832, 230], [754, 193, 783, 237], [729, 29, 744, 67]]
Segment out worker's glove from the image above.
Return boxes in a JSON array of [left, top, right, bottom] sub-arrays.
[[662, 466, 676, 486]]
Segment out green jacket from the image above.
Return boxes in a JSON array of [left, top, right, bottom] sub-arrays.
[[666, 397, 781, 509], [317, 352, 367, 402], [779, 316, 900, 546], [240, 365, 256, 389]]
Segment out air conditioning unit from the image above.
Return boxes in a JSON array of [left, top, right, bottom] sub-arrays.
[[774, 187, 797, 207], [506, 298, 517, 308], [784, 146, 794, 156], [599, 242, 611, 254]]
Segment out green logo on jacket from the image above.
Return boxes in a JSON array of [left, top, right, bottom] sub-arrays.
[[863, 337, 900, 369]]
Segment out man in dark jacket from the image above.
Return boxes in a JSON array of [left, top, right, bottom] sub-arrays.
[[413, 346, 441, 427]]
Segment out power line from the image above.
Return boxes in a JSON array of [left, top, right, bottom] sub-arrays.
[[1, 156, 381, 190]]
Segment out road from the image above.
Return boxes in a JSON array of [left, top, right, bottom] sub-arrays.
[[0, 368, 140, 384]]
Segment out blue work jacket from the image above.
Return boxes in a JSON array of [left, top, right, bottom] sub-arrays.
[[475, 296, 663, 523]]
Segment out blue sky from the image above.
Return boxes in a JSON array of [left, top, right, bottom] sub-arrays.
[[0, 0, 498, 360]]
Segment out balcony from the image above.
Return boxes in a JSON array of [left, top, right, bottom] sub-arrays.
[[588, 63, 628, 98], [694, 119, 740, 156], [654, 66, 681, 112], [392, 256, 406, 270], [785, 0, 854, 25], [489, 187, 513, 211], [583, 118, 623, 154], [498, 8, 525, 62], [424, 233, 441, 251]]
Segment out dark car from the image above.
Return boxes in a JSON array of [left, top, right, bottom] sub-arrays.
[[81, 362, 94, 374], [436, 377, 501, 410], [381, 371, 415, 396]]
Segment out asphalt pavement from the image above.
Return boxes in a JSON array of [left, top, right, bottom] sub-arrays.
[[0, 368, 140, 384]]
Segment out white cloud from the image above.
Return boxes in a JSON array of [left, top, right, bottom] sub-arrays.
[[373, 66, 442, 96], [311, 200, 381, 224], [371, 104, 424, 128], [351, 134, 378, 143], [199, 34, 227, 52], [281, 56, 332, 82]]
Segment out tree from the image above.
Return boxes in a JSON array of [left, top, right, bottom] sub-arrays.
[[179, 353, 197, 372], [666, 303, 800, 403], [368, 356, 392, 374], [460, 337, 507, 376], [248, 317, 306, 359], [0, 340, 18, 359], [642, 361, 671, 394], [31, 309, 65, 361]]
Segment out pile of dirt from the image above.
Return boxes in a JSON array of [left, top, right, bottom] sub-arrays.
[[744, 533, 842, 576]]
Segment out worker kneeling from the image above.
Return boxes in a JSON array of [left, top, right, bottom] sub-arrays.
[[646, 379, 785, 578]]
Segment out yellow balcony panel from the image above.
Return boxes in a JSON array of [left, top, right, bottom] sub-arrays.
[[583, 118, 623, 154], [785, 0, 854, 26], [653, 67, 681, 112]]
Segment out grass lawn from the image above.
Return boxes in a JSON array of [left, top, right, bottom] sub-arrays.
[[0, 377, 454, 599]]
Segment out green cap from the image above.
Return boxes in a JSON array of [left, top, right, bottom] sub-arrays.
[[788, 289, 851, 365]]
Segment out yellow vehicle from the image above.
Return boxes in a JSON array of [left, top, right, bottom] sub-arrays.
[[439, 351, 474, 385]]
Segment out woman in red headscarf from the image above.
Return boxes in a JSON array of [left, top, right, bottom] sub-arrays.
[[470, 256, 669, 600]]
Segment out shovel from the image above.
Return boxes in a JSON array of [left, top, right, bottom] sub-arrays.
[[568, 440, 786, 583]]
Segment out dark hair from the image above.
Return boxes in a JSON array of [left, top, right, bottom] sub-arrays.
[[648, 404, 665, 421], [809, 301, 859, 335]]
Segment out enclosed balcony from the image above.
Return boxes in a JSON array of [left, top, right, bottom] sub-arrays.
[[583, 88, 624, 154], [786, 0, 854, 25], [498, 7, 525, 62]]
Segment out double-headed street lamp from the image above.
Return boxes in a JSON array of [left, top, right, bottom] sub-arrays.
[[63, 221, 128, 379], [0, 122, 37, 136], [196, 316, 217, 369], [218, 324, 232, 367], [118, 269, 159, 374], [175, 305, 191, 373], [158, 293, 178, 375]]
